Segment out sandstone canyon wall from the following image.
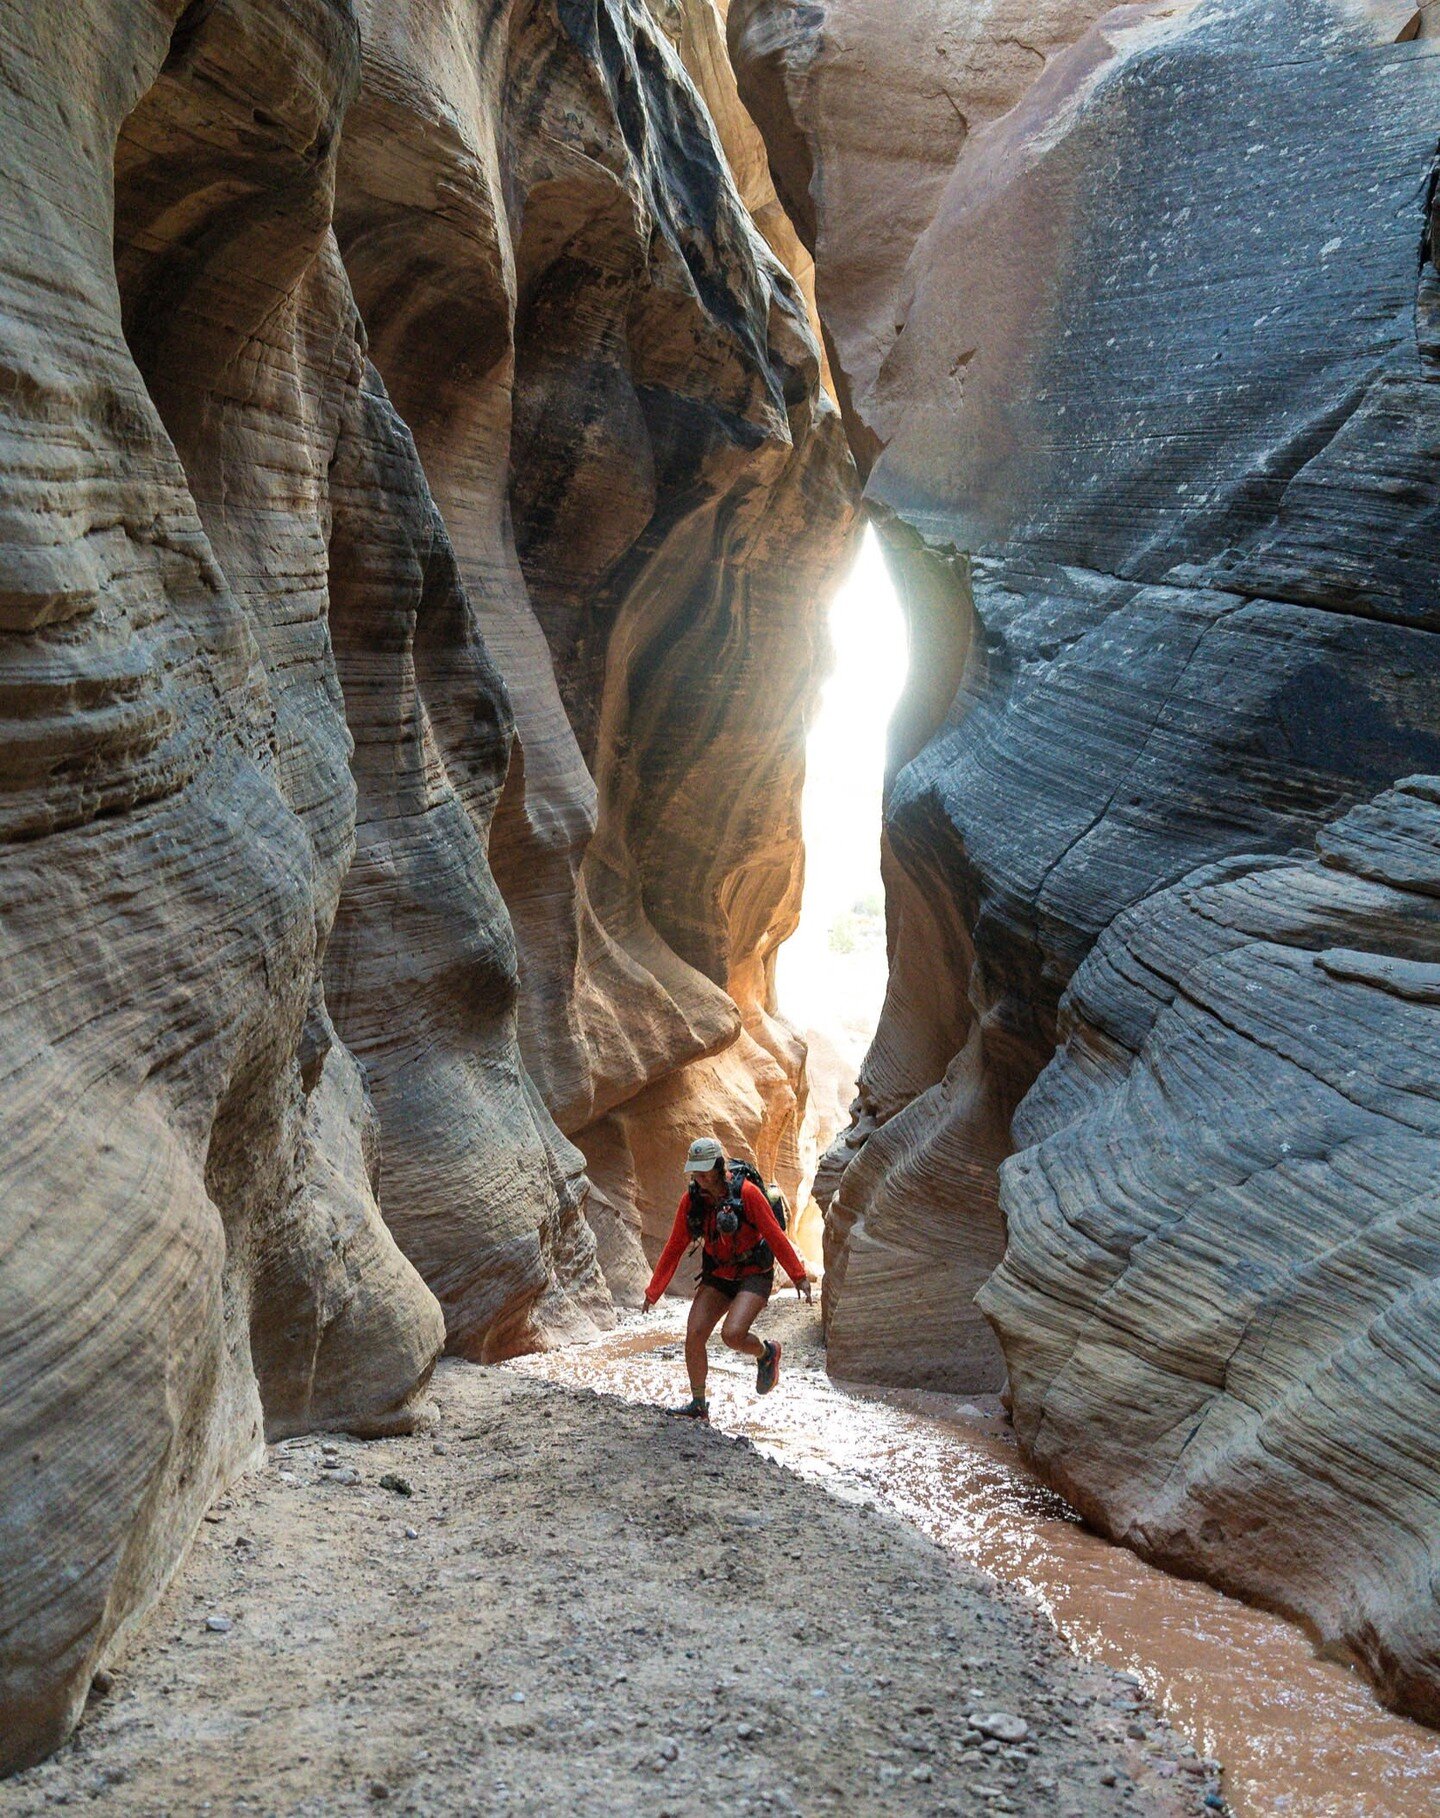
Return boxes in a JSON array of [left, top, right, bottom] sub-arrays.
[[734, 0, 1440, 1721], [0, 0, 853, 1771]]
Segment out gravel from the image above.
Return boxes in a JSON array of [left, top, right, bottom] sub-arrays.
[[0, 1357, 1223, 1815]]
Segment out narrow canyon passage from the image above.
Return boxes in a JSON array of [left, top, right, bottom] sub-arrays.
[[514, 1309, 1440, 1818], [512, 517, 1440, 1817], [5, 0, 1440, 1798]]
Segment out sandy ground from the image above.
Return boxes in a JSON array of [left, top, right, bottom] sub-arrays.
[[1, 1305, 1223, 1816]]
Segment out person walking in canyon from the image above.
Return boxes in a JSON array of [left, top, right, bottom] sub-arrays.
[[642, 1136, 812, 1420]]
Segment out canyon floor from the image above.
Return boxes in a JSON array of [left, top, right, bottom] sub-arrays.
[[1, 1305, 1219, 1816]]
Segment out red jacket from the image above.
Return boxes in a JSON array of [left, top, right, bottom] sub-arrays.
[[645, 1179, 807, 1304]]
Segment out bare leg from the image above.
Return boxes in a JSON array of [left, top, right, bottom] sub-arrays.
[[685, 1286, 731, 1401], [720, 1290, 769, 1360]]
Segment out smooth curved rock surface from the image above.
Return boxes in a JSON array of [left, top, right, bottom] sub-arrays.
[[729, 0, 1117, 469], [323, 361, 609, 1358], [982, 780, 1440, 1723], [337, 0, 857, 1277], [1, 0, 851, 1770], [739, 0, 1440, 1719], [0, 0, 446, 1773]]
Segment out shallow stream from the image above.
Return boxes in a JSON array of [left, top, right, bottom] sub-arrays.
[[511, 1305, 1440, 1817]]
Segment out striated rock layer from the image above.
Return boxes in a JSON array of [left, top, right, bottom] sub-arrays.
[[0, 0, 444, 1772], [0, 0, 852, 1771], [982, 780, 1440, 1722], [336, 0, 856, 1284], [737, 0, 1440, 1718]]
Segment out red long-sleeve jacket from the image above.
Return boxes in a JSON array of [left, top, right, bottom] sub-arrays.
[[644, 1180, 807, 1304]]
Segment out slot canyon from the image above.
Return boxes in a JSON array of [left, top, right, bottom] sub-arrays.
[[1, 1, 1439, 1813]]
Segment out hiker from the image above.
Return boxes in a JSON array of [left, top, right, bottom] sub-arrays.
[[641, 1135, 812, 1421]]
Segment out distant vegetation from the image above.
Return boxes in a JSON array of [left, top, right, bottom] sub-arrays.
[[828, 893, 885, 956]]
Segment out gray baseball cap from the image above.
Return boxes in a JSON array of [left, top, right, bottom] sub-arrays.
[[683, 1136, 725, 1174]]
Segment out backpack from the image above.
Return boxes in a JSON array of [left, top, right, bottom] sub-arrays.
[[731, 1159, 790, 1232], [685, 1159, 789, 1248]]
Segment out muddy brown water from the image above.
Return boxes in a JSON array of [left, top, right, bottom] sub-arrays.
[[511, 1305, 1440, 1818]]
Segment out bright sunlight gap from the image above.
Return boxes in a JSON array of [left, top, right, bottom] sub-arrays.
[[777, 524, 908, 1096]]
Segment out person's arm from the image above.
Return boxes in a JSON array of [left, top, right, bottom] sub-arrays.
[[741, 1182, 808, 1287], [643, 1197, 694, 1306]]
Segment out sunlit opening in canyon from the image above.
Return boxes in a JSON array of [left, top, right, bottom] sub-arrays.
[[777, 525, 908, 1078]]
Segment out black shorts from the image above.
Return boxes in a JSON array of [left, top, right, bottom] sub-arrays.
[[700, 1268, 774, 1303]]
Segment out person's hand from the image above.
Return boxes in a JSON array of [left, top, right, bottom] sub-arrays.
[[795, 1277, 814, 1304]]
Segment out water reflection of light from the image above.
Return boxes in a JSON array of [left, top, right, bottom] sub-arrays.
[[513, 1310, 1440, 1818]]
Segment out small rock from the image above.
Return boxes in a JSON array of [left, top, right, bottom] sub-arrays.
[[204, 1615, 233, 1634], [973, 1712, 1029, 1744], [511, 1691, 526, 1704], [331, 1467, 359, 1486], [89, 1668, 113, 1698], [369, 1782, 390, 1801], [910, 1764, 933, 1783], [736, 1723, 754, 1741], [659, 1739, 678, 1763], [404, 1525, 419, 1540], [1100, 1769, 1119, 1787], [321, 1444, 340, 1459], [1126, 1720, 1147, 1740], [379, 1473, 413, 1497], [432, 1441, 449, 1456]]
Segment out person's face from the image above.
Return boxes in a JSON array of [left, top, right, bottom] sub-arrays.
[[696, 1162, 725, 1205]]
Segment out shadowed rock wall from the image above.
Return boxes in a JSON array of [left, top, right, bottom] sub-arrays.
[[337, 0, 857, 1280], [735, 0, 1440, 1718], [982, 779, 1440, 1723], [0, 0, 852, 1770], [0, 0, 446, 1771]]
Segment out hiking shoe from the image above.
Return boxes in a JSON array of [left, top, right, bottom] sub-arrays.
[[756, 1339, 781, 1395], [669, 1397, 710, 1421]]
